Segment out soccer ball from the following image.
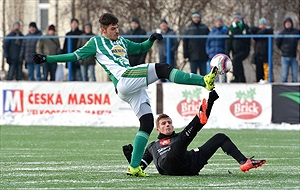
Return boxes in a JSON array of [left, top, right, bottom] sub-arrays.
[[210, 54, 232, 74]]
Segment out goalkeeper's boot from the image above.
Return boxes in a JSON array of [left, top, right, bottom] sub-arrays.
[[198, 98, 208, 124], [240, 156, 266, 172], [126, 166, 149, 177], [204, 66, 218, 91]]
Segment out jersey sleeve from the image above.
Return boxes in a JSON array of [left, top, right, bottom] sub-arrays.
[[46, 37, 97, 63], [74, 37, 97, 60], [125, 38, 154, 55], [46, 53, 77, 63]]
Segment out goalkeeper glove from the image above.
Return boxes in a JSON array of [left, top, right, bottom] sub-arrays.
[[208, 90, 219, 103], [33, 54, 46, 64], [122, 144, 133, 163], [149, 32, 163, 42]]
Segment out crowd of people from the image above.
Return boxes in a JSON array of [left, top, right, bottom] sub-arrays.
[[3, 13, 299, 83]]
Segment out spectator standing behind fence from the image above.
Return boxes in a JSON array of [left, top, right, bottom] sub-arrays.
[[125, 18, 148, 66], [251, 18, 274, 83], [206, 17, 228, 83], [3, 21, 24, 81], [276, 17, 300, 83], [77, 22, 96, 81], [36, 25, 61, 81], [62, 18, 83, 81], [183, 12, 210, 75], [226, 13, 251, 83], [157, 19, 179, 82], [20, 22, 42, 81]]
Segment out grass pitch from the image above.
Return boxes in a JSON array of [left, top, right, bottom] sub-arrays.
[[1, 126, 299, 189]]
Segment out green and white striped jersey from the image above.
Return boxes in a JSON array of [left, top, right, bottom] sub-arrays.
[[74, 36, 154, 86]]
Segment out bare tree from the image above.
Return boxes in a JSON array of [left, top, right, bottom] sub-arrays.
[[59, 0, 299, 81], [2, 0, 6, 71], [55, 0, 59, 31]]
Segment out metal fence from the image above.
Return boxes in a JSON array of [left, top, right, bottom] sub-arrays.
[[1, 34, 299, 82]]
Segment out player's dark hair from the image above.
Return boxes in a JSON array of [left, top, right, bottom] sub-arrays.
[[156, 114, 171, 128], [99, 13, 118, 29]]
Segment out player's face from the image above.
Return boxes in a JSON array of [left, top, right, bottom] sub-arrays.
[[102, 24, 119, 41], [157, 117, 174, 135]]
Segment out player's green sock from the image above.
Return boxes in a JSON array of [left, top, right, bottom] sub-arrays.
[[130, 130, 149, 168], [169, 69, 205, 87]]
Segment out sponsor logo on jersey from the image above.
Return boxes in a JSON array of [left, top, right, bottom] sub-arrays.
[[3, 90, 24, 113], [230, 88, 262, 119], [111, 45, 126, 57], [159, 138, 171, 146], [177, 88, 202, 116]]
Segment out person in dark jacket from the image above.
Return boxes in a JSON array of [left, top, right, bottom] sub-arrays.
[[77, 22, 96, 81], [206, 17, 228, 82], [3, 21, 24, 80], [36, 25, 61, 81], [125, 18, 147, 66], [276, 17, 300, 83], [157, 19, 179, 82], [251, 18, 274, 82], [226, 13, 251, 83], [123, 90, 266, 175], [62, 18, 84, 81], [19, 22, 42, 81], [183, 12, 210, 75]]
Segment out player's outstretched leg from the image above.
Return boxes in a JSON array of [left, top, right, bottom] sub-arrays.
[[199, 133, 266, 172], [152, 63, 218, 91]]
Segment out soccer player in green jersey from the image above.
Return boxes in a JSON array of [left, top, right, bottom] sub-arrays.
[[33, 13, 218, 177]]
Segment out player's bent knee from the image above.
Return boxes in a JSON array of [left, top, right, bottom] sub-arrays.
[[155, 63, 173, 79], [214, 133, 228, 140], [139, 113, 154, 135]]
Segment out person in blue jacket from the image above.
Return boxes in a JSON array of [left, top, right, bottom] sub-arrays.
[[206, 17, 228, 82]]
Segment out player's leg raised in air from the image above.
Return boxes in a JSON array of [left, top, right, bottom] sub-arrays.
[[148, 63, 218, 91]]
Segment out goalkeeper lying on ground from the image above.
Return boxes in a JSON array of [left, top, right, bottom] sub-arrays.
[[123, 90, 266, 176]]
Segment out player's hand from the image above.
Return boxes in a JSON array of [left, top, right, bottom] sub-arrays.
[[122, 144, 133, 163], [149, 32, 163, 42], [33, 54, 46, 64]]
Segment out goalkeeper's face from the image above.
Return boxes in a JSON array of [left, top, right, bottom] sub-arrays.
[[102, 23, 119, 41], [156, 117, 174, 136]]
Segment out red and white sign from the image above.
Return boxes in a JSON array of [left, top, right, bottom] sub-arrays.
[[162, 83, 272, 129], [0, 82, 156, 127]]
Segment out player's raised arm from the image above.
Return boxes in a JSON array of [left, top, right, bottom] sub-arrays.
[[125, 32, 163, 54]]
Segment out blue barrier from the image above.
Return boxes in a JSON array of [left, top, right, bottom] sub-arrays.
[[67, 38, 72, 81], [1, 34, 299, 81]]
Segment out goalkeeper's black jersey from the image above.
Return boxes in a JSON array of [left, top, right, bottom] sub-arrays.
[[142, 131, 201, 175]]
